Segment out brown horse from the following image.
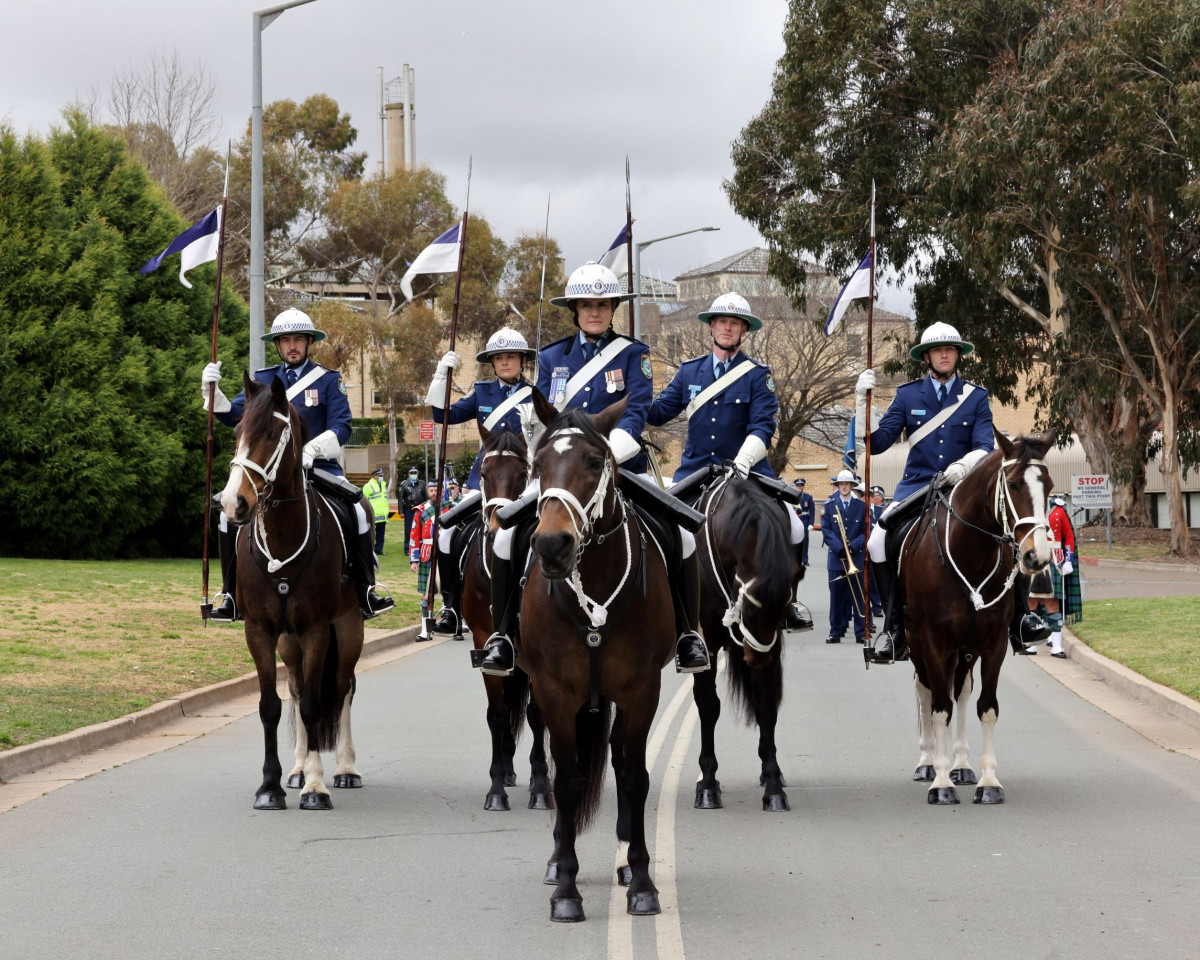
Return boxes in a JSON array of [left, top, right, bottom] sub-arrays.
[[221, 373, 364, 811], [460, 422, 550, 812], [692, 471, 798, 812], [901, 428, 1054, 805], [517, 391, 676, 923]]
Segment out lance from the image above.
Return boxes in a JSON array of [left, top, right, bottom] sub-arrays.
[[532, 192, 550, 385], [862, 181, 876, 649], [200, 143, 233, 624], [625, 155, 635, 336], [422, 158, 472, 637]]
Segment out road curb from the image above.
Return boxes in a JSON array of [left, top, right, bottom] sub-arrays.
[[0, 623, 421, 784], [1079, 554, 1200, 574], [1062, 627, 1200, 734]]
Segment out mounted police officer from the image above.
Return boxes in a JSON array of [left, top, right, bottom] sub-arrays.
[[477, 262, 710, 676], [201, 307, 394, 622], [854, 322, 1048, 662], [647, 291, 811, 629], [424, 326, 537, 636]]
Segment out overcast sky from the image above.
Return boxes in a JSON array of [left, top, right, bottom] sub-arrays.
[[2, 0, 912, 314]]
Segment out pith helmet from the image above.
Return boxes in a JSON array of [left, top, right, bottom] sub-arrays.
[[909, 322, 973, 362], [262, 307, 326, 343], [549, 262, 635, 307], [476, 327, 536, 363], [832, 469, 856, 484], [698, 292, 762, 332]]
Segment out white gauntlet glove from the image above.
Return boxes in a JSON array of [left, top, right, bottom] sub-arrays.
[[302, 430, 342, 470], [855, 369, 876, 396], [438, 350, 460, 373], [942, 448, 988, 486], [607, 427, 641, 464], [201, 361, 231, 413], [424, 351, 461, 408], [732, 435, 768, 476]]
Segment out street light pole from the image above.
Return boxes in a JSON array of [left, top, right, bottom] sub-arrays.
[[633, 226, 720, 340], [251, 0, 319, 371]]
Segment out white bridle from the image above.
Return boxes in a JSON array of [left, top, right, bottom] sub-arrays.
[[479, 448, 526, 524]]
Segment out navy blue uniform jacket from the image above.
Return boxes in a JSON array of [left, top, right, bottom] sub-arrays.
[[821, 496, 867, 572], [433, 377, 531, 490]]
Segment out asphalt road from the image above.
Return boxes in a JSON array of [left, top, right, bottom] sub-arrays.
[[2, 542, 1199, 960]]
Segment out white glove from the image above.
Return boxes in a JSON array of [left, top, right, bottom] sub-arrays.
[[942, 448, 988, 486], [302, 429, 342, 470], [425, 370, 448, 408], [200, 361, 231, 413], [732, 434, 768, 476], [438, 351, 460, 372], [854, 394, 867, 444], [607, 427, 641, 464], [855, 369, 876, 396], [1061, 560, 1074, 575]]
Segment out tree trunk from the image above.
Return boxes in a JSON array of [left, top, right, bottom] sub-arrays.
[[770, 425, 799, 477], [1159, 390, 1192, 556], [1073, 393, 1151, 526]]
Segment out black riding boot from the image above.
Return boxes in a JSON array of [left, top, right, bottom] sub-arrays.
[[1010, 574, 1050, 654], [351, 527, 395, 620], [785, 544, 813, 631], [868, 560, 908, 662], [479, 551, 520, 676], [672, 550, 710, 673], [432, 545, 462, 637], [210, 523, 240, 623]]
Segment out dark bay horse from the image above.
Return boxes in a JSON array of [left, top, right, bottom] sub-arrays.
[[518, 391, 676, 923], [221, 373, 364, 811], [901, 429, 1054, 805], [692, 471, 798, 812], [460, 423, 550, 812]]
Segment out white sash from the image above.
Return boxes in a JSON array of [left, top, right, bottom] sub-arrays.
[[483, 385, 532, 430], [906, 383, 975, 448], [684, 358, 757, 421], [558, 337, 636, 410], [284, 364, 328, 402]]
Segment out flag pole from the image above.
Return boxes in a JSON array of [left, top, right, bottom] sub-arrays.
[[423, 157, 472, 636], [200, 143, 233, 624], [862, 181, 876, 650], [533, 192, 551, 385], [625, 155, 635, 336]]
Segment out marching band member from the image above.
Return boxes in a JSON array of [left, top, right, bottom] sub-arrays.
[[201, 308, 394, 622], [1030, 495, 1083, 658], [822, 469, 868, 643], [478, 262, 710, 676]]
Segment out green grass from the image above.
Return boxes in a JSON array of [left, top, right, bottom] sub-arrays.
[[0, 518, 424, 750], [1073, 597, 1200, 700]]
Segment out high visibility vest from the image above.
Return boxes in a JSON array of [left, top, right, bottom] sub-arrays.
[[364, 478, 389, 521]]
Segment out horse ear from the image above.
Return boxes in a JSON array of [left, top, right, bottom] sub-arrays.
[[592, 397, 629, 437], [993, 426, 1014, 458], [530, 386, 556, 427], [477, 419, 492, 444], [270, 376, 287, 406], [244, 371, 257, 395], [1041, 427, 1058, 450]]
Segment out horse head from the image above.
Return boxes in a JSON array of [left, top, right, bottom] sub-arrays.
[[476, 421, 529, 535], [528, 387, 626, 580], [221, 373, 303, 523], [994, 427, 1057, 574]]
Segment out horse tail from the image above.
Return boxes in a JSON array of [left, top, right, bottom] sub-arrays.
[[315, 624, 342, 752], [572, 699, 613, 834], [724, 644, 784, 725], [503, 668, 532, 744]]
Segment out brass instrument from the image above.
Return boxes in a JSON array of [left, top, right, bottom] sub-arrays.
[[832, 501, 867, 618]]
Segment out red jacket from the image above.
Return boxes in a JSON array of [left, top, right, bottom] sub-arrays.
[[1048, 505, 1076, 563], [408, 502, 447, 563]]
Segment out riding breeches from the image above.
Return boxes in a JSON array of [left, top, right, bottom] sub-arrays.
[[867, 502, 895, 563]]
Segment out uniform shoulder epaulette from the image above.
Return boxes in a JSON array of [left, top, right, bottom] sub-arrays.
[[543, 333, 574, 349], [899, 378, 923, 388], [684, 354, 708, 364], [255, 365, 280, 375]]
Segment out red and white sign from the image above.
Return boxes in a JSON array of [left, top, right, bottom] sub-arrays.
[[419, 420, 435, 441], [1071, 474, 1112, 508]]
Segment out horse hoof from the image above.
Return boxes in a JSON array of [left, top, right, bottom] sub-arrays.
[[950, 768, 978, 786], [913, 765, 935, 782], [286, 773, 305, 790], [543, 862, 558, 885], [616, 865, 633, 887], [253, 793, 286, 811], [973, 785, 1006, 804], [927, 786, 960, 805], [484, 793, 511, 812], [333, 774, 362, 789], [550, 898, 585, 923], [529, 793, 551, 810], [763, 794, 791, 813], [694, 785, 723, 809], [627, 891, 661, 916], [504, 772, 518, 787], [299, 791, 333, 811]]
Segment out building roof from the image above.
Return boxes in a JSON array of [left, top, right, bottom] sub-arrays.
[[674, 247, 826, 281]]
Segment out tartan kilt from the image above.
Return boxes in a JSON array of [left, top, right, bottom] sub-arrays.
[[1054, 564, 1084, 625], [415, 560, 432, 595]]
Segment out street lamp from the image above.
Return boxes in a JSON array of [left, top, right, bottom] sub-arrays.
[[251, 0, 320, 371], [633, 226, 719, 340]]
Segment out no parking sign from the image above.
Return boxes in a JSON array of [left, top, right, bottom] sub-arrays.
[[1071, 474, 1112, 508]]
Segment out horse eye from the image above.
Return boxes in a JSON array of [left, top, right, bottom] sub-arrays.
[[587, 456, 605, 471], [1007, 481, 1020, 491]]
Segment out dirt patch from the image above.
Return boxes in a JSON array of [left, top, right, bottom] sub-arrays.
[[1077, 523, 1198, 563]]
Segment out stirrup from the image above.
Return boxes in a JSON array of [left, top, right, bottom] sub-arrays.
[[208, 594, 239, 624], [361, 584, 395, 620], [479, 634, 516, 677], [675, 631, 711, 674], [432, 607, 460, 635]]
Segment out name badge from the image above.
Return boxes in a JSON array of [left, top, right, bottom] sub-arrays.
[[305, 389, 319, 407], [911, 409, 926, 416], [688, 384, 702, 400], [479, 405, 493, 414], [550, 366, 570, 405]]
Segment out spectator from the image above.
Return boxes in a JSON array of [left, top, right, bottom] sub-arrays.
[[399, 467, 424, 548], [363, 468, 390, 555]]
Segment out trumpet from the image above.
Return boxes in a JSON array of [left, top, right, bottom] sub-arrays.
[[832, 503, 867, 618]]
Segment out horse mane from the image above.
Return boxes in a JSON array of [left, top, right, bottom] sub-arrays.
[[236, 381, 308, 444], [486, 425, 527, 456], [1010, 431, 1052, 465], [533, 407, 607, 457]]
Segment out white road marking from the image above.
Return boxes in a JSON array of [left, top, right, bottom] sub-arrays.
[[654, 703, 699, 960]]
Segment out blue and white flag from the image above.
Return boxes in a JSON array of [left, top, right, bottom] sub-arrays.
[[823, 250, 872, 335], [139, 207, 221, 289], [843, 417, 857, 470], [598, 224, 629, 271], [400, 220, 462, 302]]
